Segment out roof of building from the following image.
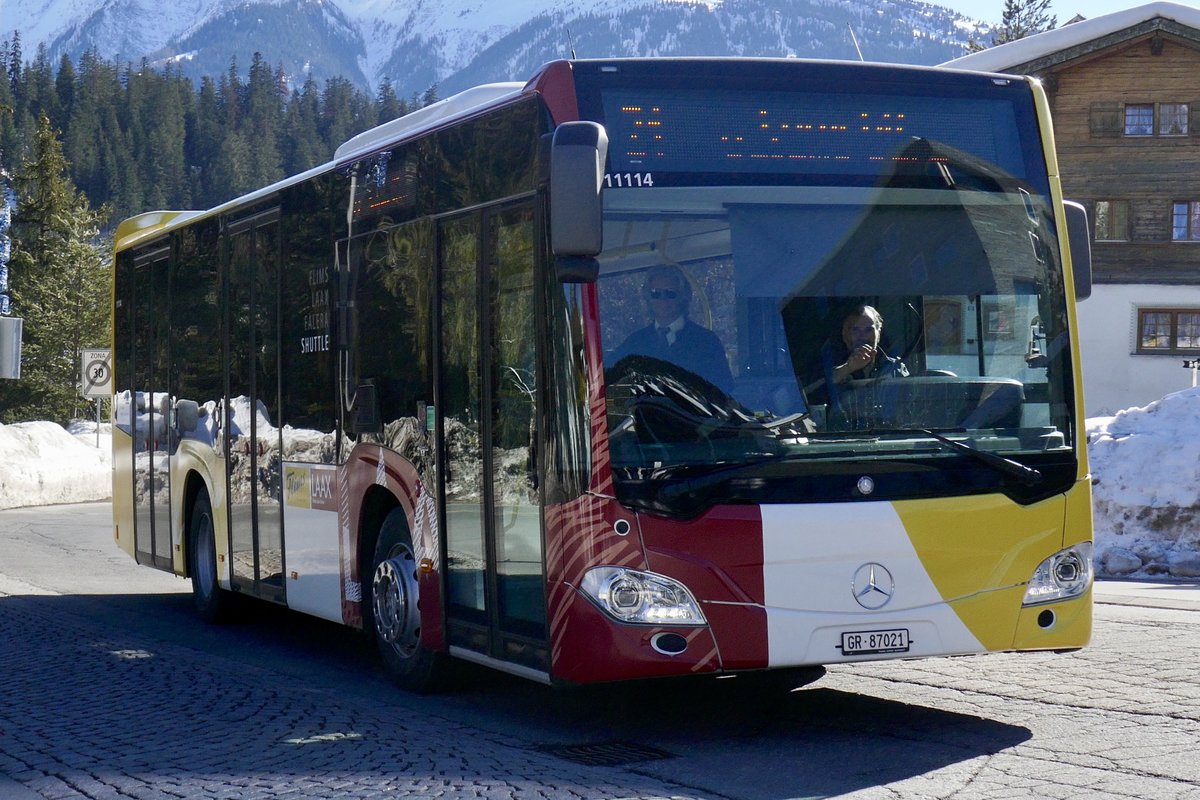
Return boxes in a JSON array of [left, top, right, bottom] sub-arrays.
[[942, 1, 1200, 73]]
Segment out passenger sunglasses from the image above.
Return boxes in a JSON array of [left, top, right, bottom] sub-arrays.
[[647, 289, 679, 300]]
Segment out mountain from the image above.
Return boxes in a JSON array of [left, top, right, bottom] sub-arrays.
[[6, 0, 991, 100]]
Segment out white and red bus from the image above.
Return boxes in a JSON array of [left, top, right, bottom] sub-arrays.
[[112, 58, 1094, 691]]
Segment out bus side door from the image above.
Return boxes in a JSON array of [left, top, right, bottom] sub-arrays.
[[130, 245, 173, 571], [225, 209, 286, 602]]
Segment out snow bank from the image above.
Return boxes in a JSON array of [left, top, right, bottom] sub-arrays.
[[1087, 387, 1200, 579], [0, 420, 111, 511]]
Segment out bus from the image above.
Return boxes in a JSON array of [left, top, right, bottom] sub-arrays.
[[111, 57, 1094, 691]]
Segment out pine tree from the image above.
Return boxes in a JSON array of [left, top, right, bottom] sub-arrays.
[[125, 62, 190, 211], [0, 50, 18, 169], [281, 75, 326, 174], [6, 32, 20, 107], [320, 76, 358, 156], [0, 114, 109, 424], [55, 54, 75, 129], [190, 75, 225, 207], [64, 50, 124, 210], [377, 78, 403, 125], [244, 52, 283, 187], [27, 44, 61, 134], [993, 0, 1056, 45]]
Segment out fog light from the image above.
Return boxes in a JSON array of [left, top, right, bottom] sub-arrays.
[[580, 566, 706, 625], [1023, 542, 1093, 606], [651, 632, 689, 655]]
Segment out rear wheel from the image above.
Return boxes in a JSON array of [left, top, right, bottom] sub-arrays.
[[369, 508, 445, 692], [189, 488, 234, 623]]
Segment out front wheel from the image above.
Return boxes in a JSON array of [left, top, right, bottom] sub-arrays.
[[369, 508, 445, 692], [189, 487, 235, 623]]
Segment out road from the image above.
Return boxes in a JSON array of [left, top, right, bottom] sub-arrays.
[[2, 502, 1199, 800]]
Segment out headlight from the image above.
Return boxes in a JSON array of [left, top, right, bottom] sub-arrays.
[[580, 566, 706, 625], [1023, 542, 1093, 606]]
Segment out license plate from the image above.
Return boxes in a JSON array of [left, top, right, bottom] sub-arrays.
[[840, 628, 910, 656]]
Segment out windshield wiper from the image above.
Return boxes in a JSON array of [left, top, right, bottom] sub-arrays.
[[884, 427, 1044, 486], [655, 453, 814, 501], [653, 428, 1043, 502]]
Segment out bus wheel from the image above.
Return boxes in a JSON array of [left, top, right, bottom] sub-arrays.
[[370, 509, 443, 692], [189, 488, 234, 623]]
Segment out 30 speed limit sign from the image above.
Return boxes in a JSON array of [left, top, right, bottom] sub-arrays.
[[80, 348, 112, 398]]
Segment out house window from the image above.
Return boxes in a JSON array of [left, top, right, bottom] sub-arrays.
[[1124, 104, 1154, 135], [1160, 103, 1189, 135], [1137, 308, 1200, 352], [1172, 201, 1200, 241], [1105, 102, 1191, 137], [1094, 200, 1129, 241]]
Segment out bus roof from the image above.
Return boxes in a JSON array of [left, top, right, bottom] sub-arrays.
[[334, 82, 525, 163]]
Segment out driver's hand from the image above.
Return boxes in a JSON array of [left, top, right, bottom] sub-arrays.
[[847, 344, 875, 371]]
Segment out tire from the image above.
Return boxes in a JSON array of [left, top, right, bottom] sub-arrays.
[[368, 508, 445, 692], [188, 488, 234, 623]]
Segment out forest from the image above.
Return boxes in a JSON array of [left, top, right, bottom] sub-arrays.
[[0, 34, 435, 228], [0, 34, 436, 424]]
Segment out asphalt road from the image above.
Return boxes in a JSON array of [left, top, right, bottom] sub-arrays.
[[2, 502, 1199, 799]]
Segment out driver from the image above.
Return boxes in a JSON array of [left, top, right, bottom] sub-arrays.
[[807, 304, 909, 408], [612, 265, 733, 392], [828, 305, 908, 387]]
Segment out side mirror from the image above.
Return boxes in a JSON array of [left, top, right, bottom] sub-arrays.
[[550, 121, 608, 281], [1063, 200, 1092, 301]]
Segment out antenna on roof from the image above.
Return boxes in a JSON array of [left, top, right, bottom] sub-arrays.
[[848, 24, 865, 61], [567, 27, 577, 60]]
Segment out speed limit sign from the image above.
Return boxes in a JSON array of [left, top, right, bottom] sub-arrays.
[[80, 348, 112, 398]]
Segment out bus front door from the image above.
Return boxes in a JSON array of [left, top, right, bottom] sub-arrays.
[[438, 204, 548, 674]]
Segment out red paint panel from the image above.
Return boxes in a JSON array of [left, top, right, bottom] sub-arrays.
[[640, 505, 765, 603], [523, 60, 579, 125], [697, 601, 769, 671], [640, 505, 768, 668]]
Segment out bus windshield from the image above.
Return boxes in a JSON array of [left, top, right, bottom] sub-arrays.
[[588, 75, 1076, 512]]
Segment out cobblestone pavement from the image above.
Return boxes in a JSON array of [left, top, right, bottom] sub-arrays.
[[3, 502, 1200, 799], [4, 590, 1200, 799], [819, 603, 1200, 800], [0, 592, 707, 800]]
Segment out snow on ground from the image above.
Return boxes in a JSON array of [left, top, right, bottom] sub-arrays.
[[0, 420, 111, 511], [3, 388, 1199, 579], [1087, 386, 1200, 579]]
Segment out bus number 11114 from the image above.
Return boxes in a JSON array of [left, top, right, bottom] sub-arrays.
[[604, 172, 654, 187]]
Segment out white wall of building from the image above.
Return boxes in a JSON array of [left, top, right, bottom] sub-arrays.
[[1076, 284, 1200, 416]]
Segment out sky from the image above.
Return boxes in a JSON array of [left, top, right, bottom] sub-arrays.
[[3, 388, 1199, 580], [945, 0, 1200, 24]]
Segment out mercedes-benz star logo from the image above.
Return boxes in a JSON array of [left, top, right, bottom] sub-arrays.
[[851, 562, 895, 610]]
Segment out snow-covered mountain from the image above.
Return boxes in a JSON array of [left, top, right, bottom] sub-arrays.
[[6, 0, 991, 99]]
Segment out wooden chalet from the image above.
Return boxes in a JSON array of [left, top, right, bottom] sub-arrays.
[[945, 2, 1200, 414]]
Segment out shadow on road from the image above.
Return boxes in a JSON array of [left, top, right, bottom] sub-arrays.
[[1, 592, 1031, 800]]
